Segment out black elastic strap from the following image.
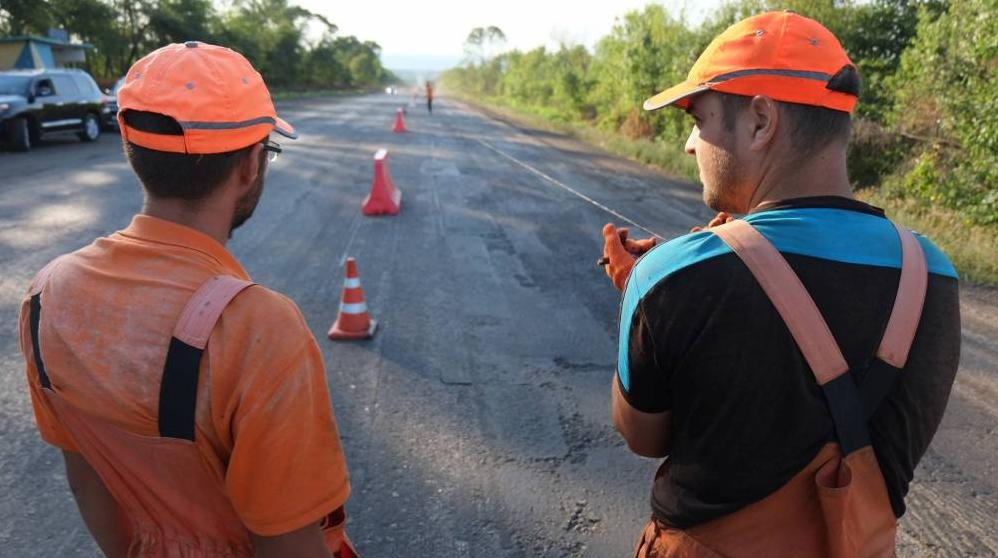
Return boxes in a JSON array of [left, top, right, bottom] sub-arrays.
[[821, 373, 870, 455], [858, 358, 902, 419], [158, 337, 203, 440], [29, 294, 52, 389], [822, 359, 901, 455]]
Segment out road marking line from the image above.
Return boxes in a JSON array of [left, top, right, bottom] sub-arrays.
[[339, 212, 362, 267], [476, 139, 667, 240]]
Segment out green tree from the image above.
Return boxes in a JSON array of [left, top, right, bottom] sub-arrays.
[[588, 5, 698, 139], [463, 25, 506, 65], [303, 34, 347, 88], [348, 48, 379, 86], [0, 0, 56, 35], [147, 0, 217, 45], [1, 0, 394, 91], [890, 0, 998, 223], [835, 0, 946, 121]]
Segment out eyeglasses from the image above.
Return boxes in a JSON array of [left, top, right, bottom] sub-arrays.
[[262, 138, 282, 162]]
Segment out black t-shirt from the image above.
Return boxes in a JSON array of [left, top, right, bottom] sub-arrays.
[[616, 197, 961, 528]]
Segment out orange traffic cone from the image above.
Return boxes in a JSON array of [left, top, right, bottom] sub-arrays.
[[328, 257, 378, 340], [393, 108, 407, 133], [361, 149, 402, 216]]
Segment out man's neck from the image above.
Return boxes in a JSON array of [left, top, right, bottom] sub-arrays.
[[747, 146, 853, 210], [142, 197, 232, 246]]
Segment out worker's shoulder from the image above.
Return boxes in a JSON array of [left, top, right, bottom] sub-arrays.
[[208, 284, 317, 371], [25, 244, 97, 294], [743, 207, 957, 279], [206, 285, 319, 400], [219, 284, 309, 333], [628, 229, 732, 297], [630, 207, 958, 299], [911, 231, 958, 281]]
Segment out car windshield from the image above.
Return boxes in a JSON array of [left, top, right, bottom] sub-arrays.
[[0, 75, 32, 96]]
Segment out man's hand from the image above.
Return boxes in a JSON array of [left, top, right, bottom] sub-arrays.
[[690, 211, 734, 233], [602, 224, 656, 291]]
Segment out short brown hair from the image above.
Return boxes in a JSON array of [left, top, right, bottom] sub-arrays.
[[717, 92, 853, 159], [122, 111, 258, 200]]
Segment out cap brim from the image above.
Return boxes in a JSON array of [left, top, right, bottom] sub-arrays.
[[643, 82, 710, 111], [274, 115, 298, 140]]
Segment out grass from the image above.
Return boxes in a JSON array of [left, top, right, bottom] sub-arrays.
[[461, 95, 700, 182], [270, 87, 375, 101], [452, 93, 997, 286], [856, 189, 998, 285]]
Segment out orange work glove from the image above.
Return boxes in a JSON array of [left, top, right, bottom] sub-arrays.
[[602, 223, 656, 291], [690, 211, 734, 232]]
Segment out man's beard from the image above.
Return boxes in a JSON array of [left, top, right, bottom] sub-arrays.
[[701, 143, 742, 213], [229, 173, 264, 237]]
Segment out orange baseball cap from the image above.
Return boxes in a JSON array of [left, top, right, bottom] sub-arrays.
[[644, 11, 858, 114], [117, 41, 296, 154]]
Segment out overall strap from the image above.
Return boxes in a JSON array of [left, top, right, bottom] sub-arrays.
[[27, 256, 67, 390], [158, 276, 255, 440], [858, 222, 928, 415], [712, 219, 927, 454]]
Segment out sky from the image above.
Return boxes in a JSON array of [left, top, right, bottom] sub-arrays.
[[296, 0, 723, 71]]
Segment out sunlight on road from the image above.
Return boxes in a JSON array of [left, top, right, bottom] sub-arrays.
[[0, 202, 100, 250], [73, 169, 119, 188]]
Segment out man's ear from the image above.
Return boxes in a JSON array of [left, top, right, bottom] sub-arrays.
[[748, 95, 779, 152], [236, 142, 265, 191]]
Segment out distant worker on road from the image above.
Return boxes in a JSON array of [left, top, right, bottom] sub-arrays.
[[601, 11, 960, 557], [425, 81, 434, 114], [19, 42, 357, 558]]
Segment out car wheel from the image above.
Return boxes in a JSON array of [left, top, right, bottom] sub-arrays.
[[6, 117, 31, 151], [27, 119, 41, 144], [78, 113, 101, 142]]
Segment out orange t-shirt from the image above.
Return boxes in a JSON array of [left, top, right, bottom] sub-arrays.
[[18, 215, 350, 536]]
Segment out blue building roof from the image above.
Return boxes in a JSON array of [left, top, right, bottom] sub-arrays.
[[0, 35, 93, 49]]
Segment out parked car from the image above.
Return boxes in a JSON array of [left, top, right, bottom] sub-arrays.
[[101, 77, 125, 131], [0, 68, 105, 151]]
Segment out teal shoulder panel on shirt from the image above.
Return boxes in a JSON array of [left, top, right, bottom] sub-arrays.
[[741, 209, 957, 278], [617, 230, 732, 392], [615, 207, 958, 392]]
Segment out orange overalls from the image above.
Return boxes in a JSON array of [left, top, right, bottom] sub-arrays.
[[28, 268, 358, 558], [634, 219, 927, 558]]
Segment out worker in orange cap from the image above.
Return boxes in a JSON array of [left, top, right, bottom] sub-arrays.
[[601, 11, 960, 557], [18, 41, 358, 557]]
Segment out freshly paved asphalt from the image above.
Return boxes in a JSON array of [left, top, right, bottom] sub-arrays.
[[0, 93, 995, 557]]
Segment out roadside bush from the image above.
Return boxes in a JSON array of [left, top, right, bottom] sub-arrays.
[[890, 0, 998, 225], [848, 119, 914, 189]]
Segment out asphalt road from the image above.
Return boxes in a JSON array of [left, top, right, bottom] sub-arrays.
[[1, 94, 996, 557]]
